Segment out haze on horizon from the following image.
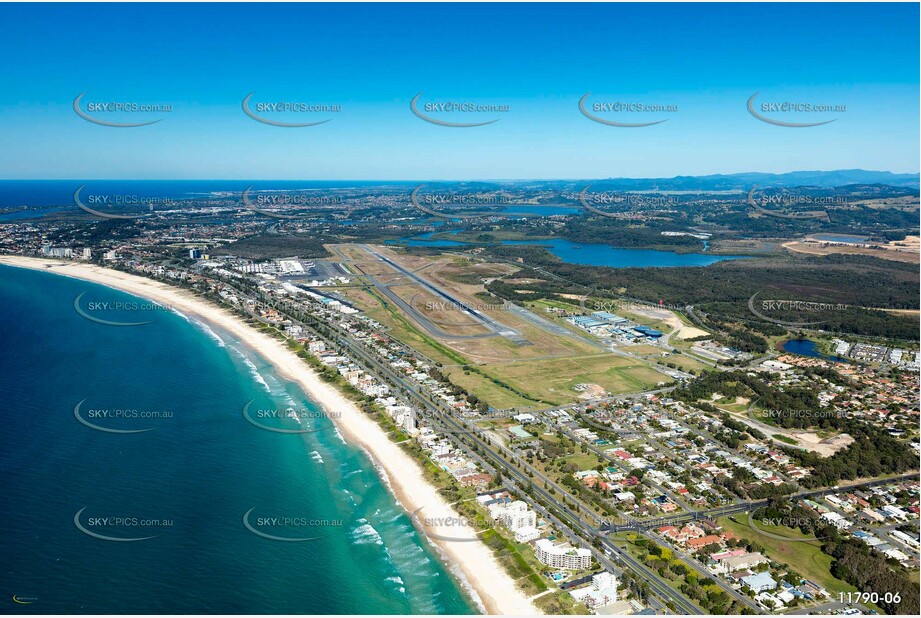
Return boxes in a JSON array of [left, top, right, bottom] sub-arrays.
[[0, 2, 918, 180]]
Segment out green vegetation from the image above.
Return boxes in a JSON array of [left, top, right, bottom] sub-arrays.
[[611, 533, 748, 614], [723, 500, 919, 614], [222, 233, 334, 258], [675, 369, 834, 430], [484, 354, 667, 405], [720, 512, 856, 595], [823, 536, 920, 614], [784, 430, 918, 488], [483, 246, 919, 342]]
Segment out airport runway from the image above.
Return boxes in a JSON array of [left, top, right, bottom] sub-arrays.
[[361, 245, 531, 345]]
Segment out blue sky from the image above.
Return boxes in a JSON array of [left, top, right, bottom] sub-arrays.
[[1, 2, 918, 179]]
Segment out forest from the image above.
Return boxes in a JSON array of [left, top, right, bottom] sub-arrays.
[[482, 246, 919, 341]]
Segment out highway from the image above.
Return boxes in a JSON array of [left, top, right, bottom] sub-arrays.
[[333, 330, 703, 614], [305, 304, 904, 615], [220, 277, 917, 616], [609, 473, 920, 532]]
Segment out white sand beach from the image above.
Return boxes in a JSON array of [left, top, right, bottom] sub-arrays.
[[0, 255, 539, 615]]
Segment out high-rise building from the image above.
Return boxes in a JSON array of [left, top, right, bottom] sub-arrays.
[[593, 572, 617, 594], [535, 539, 592, 570], [402, 408, 417, 434], [493, 500, 536, 531]]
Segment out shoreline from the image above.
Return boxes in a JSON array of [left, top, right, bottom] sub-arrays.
[[0, 255, 539, 616]]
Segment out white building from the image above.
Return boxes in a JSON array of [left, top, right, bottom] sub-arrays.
[[535, 539, 592, 570], [569, 571, 619, 608], [593, 572, 617, 595], [761, 360, 792, 371], [891, 530, 920, 548], [402, 409, 417, 434], [884, 548, 910, 563], [41, 246, 73, 258], [717, 551, 769, 573], [831, 339, 851, 356], [514, 525, 540, 543], [743, 572, 778, 593], [490, 500, 536, 532], [881, 504, 908, 520], [821, 512, 851, 529]]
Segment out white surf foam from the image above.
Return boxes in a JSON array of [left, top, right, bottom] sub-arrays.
[[351, 520, 384, 546]]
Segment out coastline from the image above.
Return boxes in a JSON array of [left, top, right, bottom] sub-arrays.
[[0, 255, 539, 616]]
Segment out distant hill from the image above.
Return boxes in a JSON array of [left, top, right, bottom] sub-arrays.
[[583, 169, 920, 191]]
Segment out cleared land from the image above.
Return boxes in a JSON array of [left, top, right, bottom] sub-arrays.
[[783, 235, 920, 264], [712, 396, 854, 457], [332, 244, 667, 408], [486, 354, 668, 405]]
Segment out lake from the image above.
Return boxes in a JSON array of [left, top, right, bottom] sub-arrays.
[[781, 339, 849, 363], [392, 233, 749, 268]]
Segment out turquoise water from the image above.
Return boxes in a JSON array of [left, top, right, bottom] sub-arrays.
[[394, 233, 747, 268], [0, 264, 477, 614]]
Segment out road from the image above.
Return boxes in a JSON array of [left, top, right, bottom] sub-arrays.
[[609, 473, 920, 532], [213, 274, 917, 616], [332, 328, 703, 614]]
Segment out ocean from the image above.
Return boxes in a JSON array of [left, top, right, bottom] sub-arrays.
[[0, 264, 478, 614], [0, 181, 415, 210]]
